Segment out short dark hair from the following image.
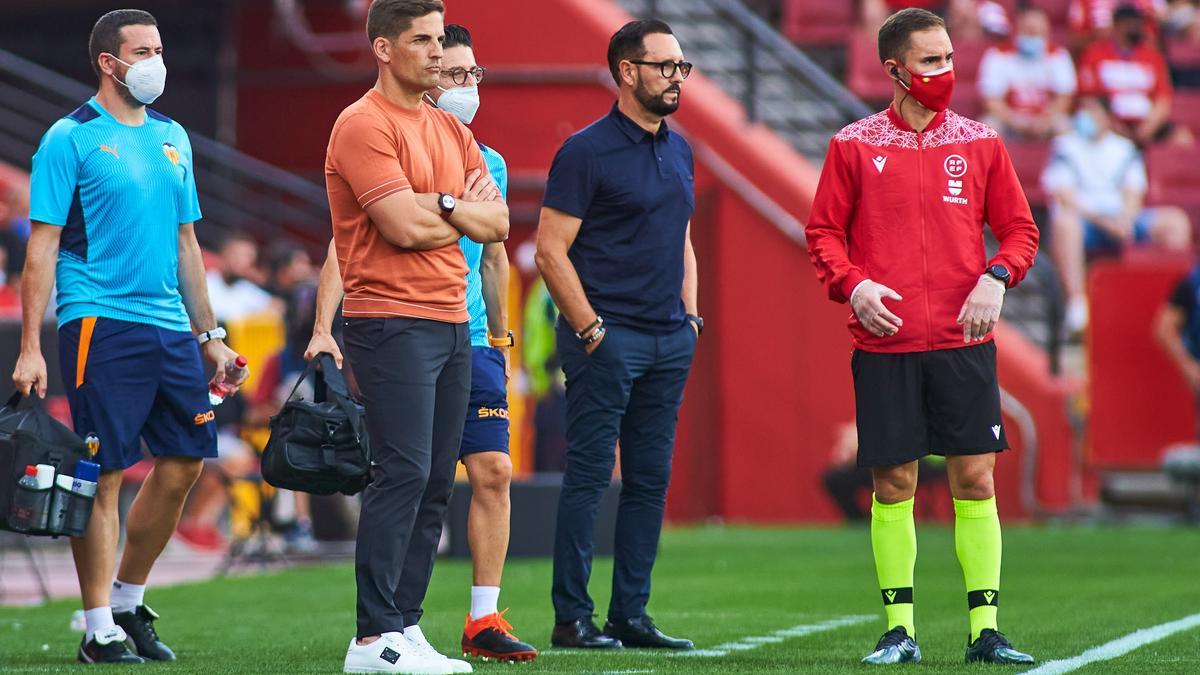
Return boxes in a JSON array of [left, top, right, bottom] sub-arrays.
[[265, 240, 304, 280], [606, 19, 674, 85], [877, 8, 946, 64], [88, 9, 157, 78], [367, 0, 444, 43], [443, 24, 472, 50], [1113, 4, 1145, 23], [219, 230, 256, 252]]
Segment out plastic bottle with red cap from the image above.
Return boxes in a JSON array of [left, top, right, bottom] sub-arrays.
[[208, 355, 249, 406]]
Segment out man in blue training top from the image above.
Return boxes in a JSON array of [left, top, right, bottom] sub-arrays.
[[13, 9, 245, 665], [306, 23, 536, 663]]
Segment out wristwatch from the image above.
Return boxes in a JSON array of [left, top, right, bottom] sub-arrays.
[[985, 264, 1011, 287], [686, 314, 704, 336], [197, 327, 227, 344], [437, 192, 457, 218], [488, 330, 515, 348]]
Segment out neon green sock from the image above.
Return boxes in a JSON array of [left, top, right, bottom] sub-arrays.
[[870, 494, 916, 636], [954, 496, 1002, 642]]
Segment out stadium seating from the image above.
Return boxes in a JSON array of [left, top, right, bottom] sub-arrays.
[[1005, 142, 1052, 209], [781, 0, 856, 47], [1145, 144, 1200, 237]]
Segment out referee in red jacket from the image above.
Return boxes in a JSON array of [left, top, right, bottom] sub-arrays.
[[806, 8, 1038, 667]]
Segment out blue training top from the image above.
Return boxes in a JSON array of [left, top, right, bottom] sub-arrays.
[[29, 97, 201, 332], [457, 142, 508, 347]]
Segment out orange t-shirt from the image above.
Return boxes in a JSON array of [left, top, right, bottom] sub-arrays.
[[325, 88, 486, 323]]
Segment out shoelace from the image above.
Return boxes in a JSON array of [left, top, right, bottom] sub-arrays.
[[876, 629, 910, 649], [133, 611, 160, 643], [473, 609, 517, 639], [404, 632, 447, 660], [976, 629, 1012, 650]]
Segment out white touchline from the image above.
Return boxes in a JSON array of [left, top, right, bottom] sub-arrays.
[[671, 614, 875, 658], [540, 614, 874, 659], [1022, 613, 1200, 675]]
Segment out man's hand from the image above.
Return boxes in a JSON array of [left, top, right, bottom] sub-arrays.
[[1183, 360, 1200, 391], [202, 339, 249, 389], [496, 345, 511, 382], [957, 275, 1006, 343], [1092, 214, 1134, 242], [12, 350, 48, 398], [850, 280, 903, 337], [461, 169, 499, 203], [585, 330, 606, 355], [304, 331, 344, 369]]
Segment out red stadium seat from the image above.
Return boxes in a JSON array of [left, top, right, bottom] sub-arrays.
[[1169, 91, 1200, 139], [781, 0, 856, 46], [1033, 0, 1072, 24], [847, 32, 894, 104], [1166, 38, 1200, 70], [1145, 144, 1200, 234], [1003, 141, 1052, 208]]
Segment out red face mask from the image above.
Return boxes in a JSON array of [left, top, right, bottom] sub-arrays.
[[896, 64, 955, 113]]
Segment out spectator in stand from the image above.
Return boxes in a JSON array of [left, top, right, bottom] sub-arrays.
[[1042, 96, 1192, 334], [978, 7, 1077, 140], [1078, 3, 1191, 146], [1156, 262, 1200, 429], [1071, 0, 1166, 47], [1163, 0, 1200, 41], [0, 246, 20, 316], [862, 0, 983, 34], [205, 231, 277, 323], [263, 241, 318, 376]]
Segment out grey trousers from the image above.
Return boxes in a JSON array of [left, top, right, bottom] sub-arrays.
[[343, 316, 471, 638]]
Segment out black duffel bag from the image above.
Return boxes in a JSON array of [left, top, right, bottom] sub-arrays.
[[0, 392, 94, 535], [262, 353, 371, 496]]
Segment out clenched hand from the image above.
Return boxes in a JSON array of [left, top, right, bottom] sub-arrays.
[[851, 280, 903, 337], [957, 275, 1006, 343]]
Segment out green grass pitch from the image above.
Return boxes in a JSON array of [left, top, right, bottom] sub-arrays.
[[2, 525, 1198, 673]]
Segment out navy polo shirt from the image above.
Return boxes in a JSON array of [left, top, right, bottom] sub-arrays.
[[543, 103, 695, 335]]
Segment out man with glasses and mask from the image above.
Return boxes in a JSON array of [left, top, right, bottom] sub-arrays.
[[806, 8, 1038, 666], [17, 8, 245, 665], [535, 19, 700, 651], [306, 21, 536, 664]]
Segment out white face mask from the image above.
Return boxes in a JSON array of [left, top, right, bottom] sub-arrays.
[[435, 86, 480, 125], [109, 53, 166, 105]]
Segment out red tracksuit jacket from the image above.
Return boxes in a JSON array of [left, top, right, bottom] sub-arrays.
[[806, 107, 1040, 353]]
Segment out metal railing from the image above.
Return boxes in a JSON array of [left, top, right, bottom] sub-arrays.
[[0, 48, 331, 252], [624, 0, 872, 160]]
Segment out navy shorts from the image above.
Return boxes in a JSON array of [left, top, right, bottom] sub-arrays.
[[58, 317, 218, 470], [460, 346, 509, 458]]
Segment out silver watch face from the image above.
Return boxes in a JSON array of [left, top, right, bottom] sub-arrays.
[[440, 194, 456, 211]]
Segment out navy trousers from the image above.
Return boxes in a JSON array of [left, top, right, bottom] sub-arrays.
[[551, 321, 696, 623]]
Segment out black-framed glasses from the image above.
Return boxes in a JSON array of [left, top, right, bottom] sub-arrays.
[[443, 66, 486, 85], [628, 60, 693, 79]]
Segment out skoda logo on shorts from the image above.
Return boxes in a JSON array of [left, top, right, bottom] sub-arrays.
[[944, 154, 967, 178]]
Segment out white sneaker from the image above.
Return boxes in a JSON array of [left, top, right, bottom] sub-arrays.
[[343, 632, 454, 674], [403, 625, 472, 673]]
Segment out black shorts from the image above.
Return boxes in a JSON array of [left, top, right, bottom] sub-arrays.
[[852, 341, 1007, 468]]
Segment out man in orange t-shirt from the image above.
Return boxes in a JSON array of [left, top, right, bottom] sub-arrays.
[[312, 1, 509, 672]]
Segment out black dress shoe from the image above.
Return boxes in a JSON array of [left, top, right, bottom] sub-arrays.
[[603, 615, 694, 650], [551, 617, 623, 649]]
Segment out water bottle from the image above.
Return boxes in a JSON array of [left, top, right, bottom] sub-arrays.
[[208, 355, 249, 406], [10, 465, 47, 531]]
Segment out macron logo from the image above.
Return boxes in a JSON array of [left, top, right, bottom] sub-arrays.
[[991, 425, 1001, 440], [872, 155, 887, 174]]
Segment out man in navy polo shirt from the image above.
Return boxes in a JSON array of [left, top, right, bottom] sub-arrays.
[[535, 19, 701, 651]]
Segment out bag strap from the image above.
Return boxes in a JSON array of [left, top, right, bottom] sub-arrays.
[[283, 357, 324, 402], [315, 354, 366, 450]]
